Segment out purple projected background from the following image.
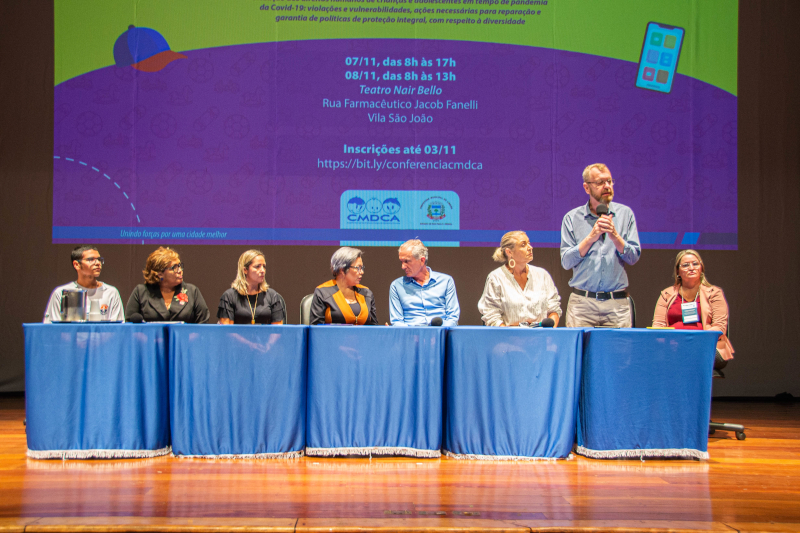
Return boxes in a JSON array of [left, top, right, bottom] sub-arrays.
[[52, 39, 737, 248]]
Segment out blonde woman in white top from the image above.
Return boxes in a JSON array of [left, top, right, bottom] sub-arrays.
[[478, 231, 562, 327]]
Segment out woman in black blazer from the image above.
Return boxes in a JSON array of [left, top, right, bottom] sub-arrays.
[[310, 247, 377, 325], [125, 247, 210, 323]]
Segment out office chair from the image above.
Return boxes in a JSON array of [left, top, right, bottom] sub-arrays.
[[709, 418, 745, 440], [299, 294, 313, 325], [709, 324, 746, 440], [278, 293, 288, 324], [627, 295, 636, 327]]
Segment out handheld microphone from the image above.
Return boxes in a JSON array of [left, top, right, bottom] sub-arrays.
[[520, 318, 555, 328], [595, 204, 609, 241], [128, 313, 144, 323], [430, 317, 444, 326]]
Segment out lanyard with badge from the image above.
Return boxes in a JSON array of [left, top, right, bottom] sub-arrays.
[[680, 290, 700, 324]]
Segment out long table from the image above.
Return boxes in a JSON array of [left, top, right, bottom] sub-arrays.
[[24, 324, 720, 461], [169, 324, 307, 458], [24, 323, 170, 459], [444, 327, 584, 460], [306, 326, 446, 458], [576, 328, 720, 460]]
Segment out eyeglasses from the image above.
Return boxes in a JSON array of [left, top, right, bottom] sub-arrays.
[[588, 179, 614, 187], [680, 261, 701, 270], [164, 263, 184, 273], [348, 265, 365, 274], [82, 256, 104, 265]]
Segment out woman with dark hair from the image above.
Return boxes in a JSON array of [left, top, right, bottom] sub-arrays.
[[310, 247, 377, 325], [652, 249, 734, 369], [125, 247, 210, 323], [217, 249, 285, 325]]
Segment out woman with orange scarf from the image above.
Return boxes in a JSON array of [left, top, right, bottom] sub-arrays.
[[310, 247, 377, 325]]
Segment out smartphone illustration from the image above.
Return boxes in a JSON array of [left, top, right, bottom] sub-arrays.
[[635, 22, 685, 93]]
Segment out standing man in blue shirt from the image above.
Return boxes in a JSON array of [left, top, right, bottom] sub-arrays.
[[389, 239, 460, 326], [560, 163, 641, 327]]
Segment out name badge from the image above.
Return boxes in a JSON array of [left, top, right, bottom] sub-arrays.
[[681, 301, 699, 324]]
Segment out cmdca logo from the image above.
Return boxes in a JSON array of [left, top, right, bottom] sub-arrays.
[[347, 214, 400, 222]]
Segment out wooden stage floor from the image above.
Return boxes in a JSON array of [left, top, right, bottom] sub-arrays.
[[1, 397, 798, 533]]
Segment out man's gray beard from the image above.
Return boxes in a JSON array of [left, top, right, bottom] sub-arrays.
[[591, 190, 613, 205]]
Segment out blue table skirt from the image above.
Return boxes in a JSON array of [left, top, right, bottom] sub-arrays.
[[169, 325, 307, 458], [576, 329, 720, 460], [24, 324, 170, 459], [25, 324, 719, 462], [444, 327, 584, 460], [306, 326, 446, 457]]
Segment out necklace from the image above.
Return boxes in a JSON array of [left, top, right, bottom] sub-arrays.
[[246, 292, 259, 324]]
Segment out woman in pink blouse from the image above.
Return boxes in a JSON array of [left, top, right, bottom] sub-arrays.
[[652, 249, 734, 370]]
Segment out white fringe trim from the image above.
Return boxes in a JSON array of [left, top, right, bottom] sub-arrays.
[[26, 456, 167, 471], [305, 446, 441, 458], [574, 445, 709, 460], [443, 450, 572, 462], [174, 450, 303, 460], [27, 446, 171, 460]]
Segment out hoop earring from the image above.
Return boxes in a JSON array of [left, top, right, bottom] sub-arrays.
[[508, 258, 516, 269]]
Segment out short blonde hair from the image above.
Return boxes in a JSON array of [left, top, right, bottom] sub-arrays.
[[673, 249, 711, 287], [582, 163, 610, 182], [143, 247, 180, 284], [492, 231, 527, 264], [232, 249, 269, 295]]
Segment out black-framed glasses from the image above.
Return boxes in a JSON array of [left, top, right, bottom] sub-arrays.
[[82, 256, 104, 265], [348, 265, 365, 274], [165, 263, 184, 273]]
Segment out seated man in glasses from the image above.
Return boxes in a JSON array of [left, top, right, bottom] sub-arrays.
[[560, 163, 641, 327], [43, 245, 125, 322]]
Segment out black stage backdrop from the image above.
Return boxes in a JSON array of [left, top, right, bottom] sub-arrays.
[[1, 0, 798, 396]]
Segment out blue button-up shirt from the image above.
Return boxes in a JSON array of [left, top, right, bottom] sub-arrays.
[[389, 268, 460, 327], [560, 201, 641, 292]]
